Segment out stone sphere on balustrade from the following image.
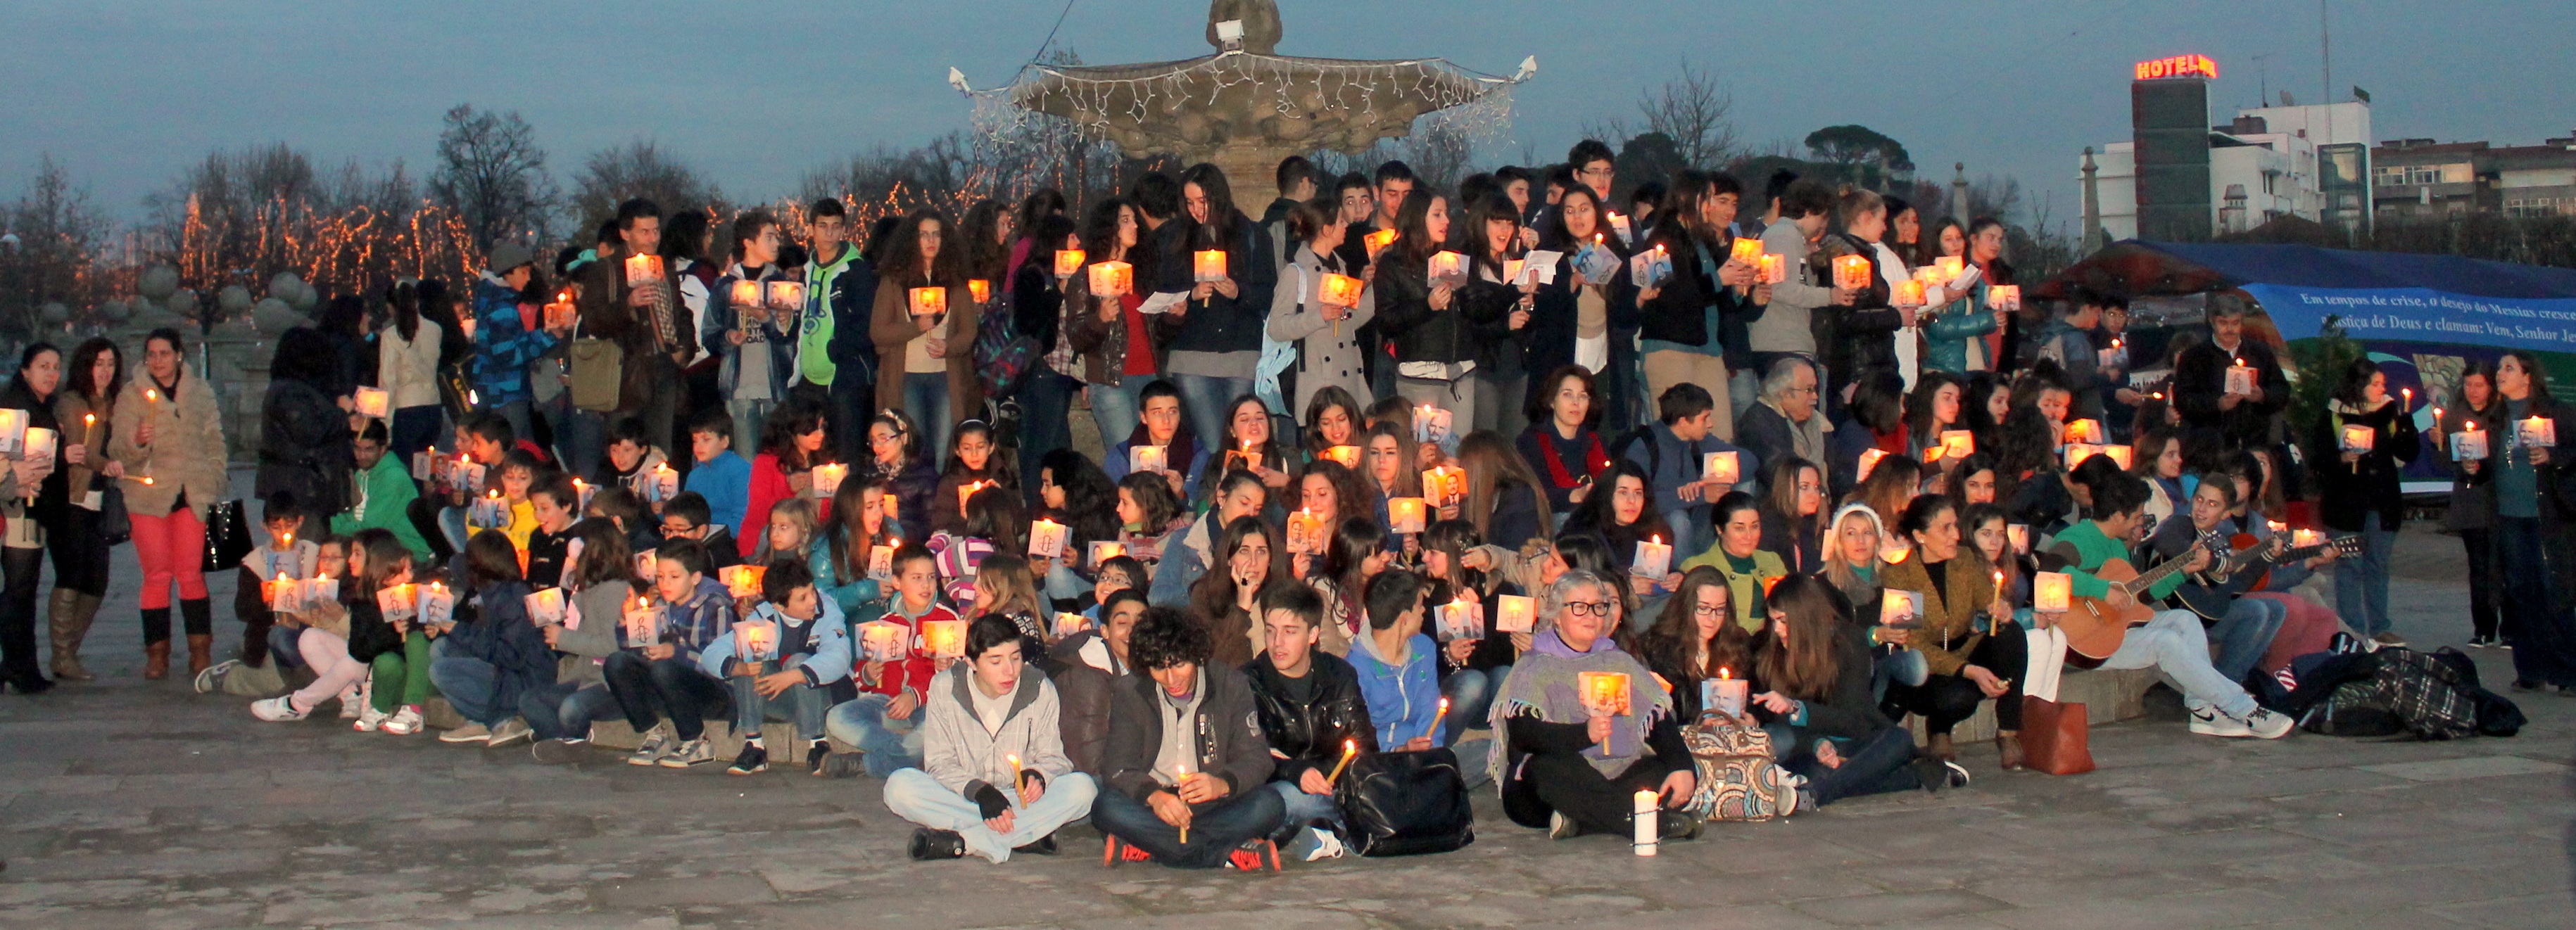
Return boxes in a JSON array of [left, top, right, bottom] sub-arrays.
[[217, 285, 253, 314], [139, 265, 179, 301]]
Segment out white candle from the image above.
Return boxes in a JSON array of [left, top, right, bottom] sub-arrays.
[[1027, 518, 1068, 558], [1634, 789, 1660, 856], [1709, 669, 1749, 719]]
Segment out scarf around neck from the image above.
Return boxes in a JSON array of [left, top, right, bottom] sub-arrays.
[[1487, 628, 1673, 786]]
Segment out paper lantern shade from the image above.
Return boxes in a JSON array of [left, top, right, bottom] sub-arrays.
[[1087, 261, 1133, 296], [2102, 445, 2135, 469], [1494, 594, 1536, 632], [1988, 284, 2021, 312], [1831, 255, 1873, 291], [920, 618, 968, 658], [2033, 572, 2072, 612], [729, 279, 764, 307], [1502, 260, 1524, 286], [859, 620, 911, 662], [1388, 497, 1427, 534], [1703, 450, 1740, 485], [354, 387, 391, 419], [907, 286, 947, 317], [1128, 445, 1168, 474], [1940, 431, 1976, 459], [623, 253, 664, 286], [1577, 671, 1633, 716], [20, 427, 56, 463], [2520, 416, 2556, 448], [1364, 229, 1399, 254], [1028, 518, 1068, 559], [809, 463, 847, 497], [1320, 445, 1361, 468], [1935, 256, 1966, 281], [964, 279, 991, 304], [2064, 419, 2104, 445], [1192, 250, 1228, 283], [2452, 429, 2489, 461], [764, 280, 807, 311], [0, 409, 25, 455], [733, 618, 778, 662], [1758, 253, 1787, 284], [2224, 364, 2256, 396], [1087, 540, 1126, 568], [1318, 273, 1363, 308], [1631, 535, 1673, 580], [1729, 237, 1763, 265], [1427, 251, 1469, 286], [1053, 248, 1086, 277], [1286, 509, 1327, 554], [721, 565, 767, 600], [1856, 448, 1888, 483], [1893, 280, 1926, 307]]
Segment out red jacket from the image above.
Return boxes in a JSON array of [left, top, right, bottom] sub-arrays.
[[859, 599, 952, 701]]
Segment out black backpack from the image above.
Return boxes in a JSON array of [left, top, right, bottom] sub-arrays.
[[1332, 746, 1475, 857], [2299, 647, 2521, 740]]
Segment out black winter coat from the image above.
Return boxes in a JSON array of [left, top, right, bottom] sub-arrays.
[[255, 376, 354, 517], [1240, 652, 1378, 785], [2313, 399, 2421, 532], [1100, 662, 1276, 802]]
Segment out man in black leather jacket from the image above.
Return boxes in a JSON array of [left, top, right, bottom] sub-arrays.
[[1241, 585, 1378, 855]]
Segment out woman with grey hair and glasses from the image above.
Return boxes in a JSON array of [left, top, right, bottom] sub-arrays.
[[1486, 569, 1700, 841]]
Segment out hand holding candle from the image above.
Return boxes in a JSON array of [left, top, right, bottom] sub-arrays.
[[1325, 738, 1359, 786]]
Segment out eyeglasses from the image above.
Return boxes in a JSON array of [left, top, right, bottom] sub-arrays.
[[1691, 601, 1727, 616], [1565, 601, 1612, 616]]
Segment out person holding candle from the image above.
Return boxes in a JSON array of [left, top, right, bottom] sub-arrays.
[[1418, 520, 1521, 749], [251, 531, 404, 724], [1809, 191, 1909, 401], [1376, 190, 1492, 438], [2434, 361, 2504, 647], [864, 409, 939, 545], [824, 544, 948, 777], [2171, 297, 2290, 450], [1622, 383, 1753, 558], [1303, 516, 1394, 657], [1748, 180, 1852, 390], [0, 343, 66, 693], [1154, 164, 1280, 458], [1063, 197, 1156, 447], [1681, 492, 1791, 632], [931, 485, 1021, 608], [1346, 569, 1439, 751], [336, 530, 431, 734], [1489, 569, 1698, 841], [2151, 476, 2322, 679], [575, 199, 697, 459], [698, 557, 852, 775], [789, 196, 878, 469], [1636, 171, 1767, 443], [107, 329, 227, 680], [869, 209, 976, 462], [814, 477, 892, 623], [1902, 371, 1966, 469], [2484, 352, 2576, 694], [1104, 381, 1212, 502], [1112, 471, 1188, 582], [1268, 201, 1378, 418], [737, 401, 833, 559], [1561, 461, 1682, 608], [1287, 459, 1373, 583], [1748, 575, 1966, 807], [1516, 366, 1612, 517], [2047, 472, 2294, 738], [1527, 185, 1642, 434], [888, 612, 1095, 862], [1187, 515, 1287, 668], [1916, 218, 1999, 376], [469, 243, 561, 446], [1879, 496, 2026, 767], [1092, 605, 1287, 869], [423, 530, 553, 747], [1298, 386, 1364, 461], [1627, 566, 1753, 721], [1006, 216, 1090, 504], [577, 537, 732, 767], [2313, 359, 2421, 646], [1218, 395, 1296, 493], [1242, 584, 1380, 861], [1051, 585, 1147, 775], [1458, 193, 1540, 438], [44, 337, 123, 682], [1358, 419, 1422, 527], [1033, 450, 1119, 605], [2028, 290, 2118, 423], [1154, 469, 1269, 608], [329, 420, 431, 563], [965, 553, 1049, 654], [594, 417, 671, 510], [706, 211, 800, 454], [217, 498, 310, 690]]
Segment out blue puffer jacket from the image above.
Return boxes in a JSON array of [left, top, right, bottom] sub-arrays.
[[471, 274, 555, 405], [443, 580, 557, 716], [1920, 284, 1997, 376]]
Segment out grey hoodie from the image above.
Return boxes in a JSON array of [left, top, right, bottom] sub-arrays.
[[921, 665, 1073, 802]]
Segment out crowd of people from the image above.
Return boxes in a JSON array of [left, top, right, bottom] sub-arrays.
[[1, 141, 2568, 870]]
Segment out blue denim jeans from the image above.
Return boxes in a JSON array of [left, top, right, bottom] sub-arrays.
[[268, 625, 305, 670], [728, 665, 832, 741], [1173, 374, 1252, 459], [1871, 646, 1928, 703], [1439, 665, 1509, 746], [1088, 376, 1151, 450], [826, 692, 925, 776], [902, 373, 954, 466], [602, 651, 731, 741], [427, 656, 507, 727], [2209, 596, 2286, 682], [1091, 782, 1286, 869], [2334, 523, 2398, 637], [885, 768, 1099, 862], [1266, 778, 1345, 848], [2498, 516, 2576, 687], [1014, 365, 1082, 507], [520, 682, 621, 741]]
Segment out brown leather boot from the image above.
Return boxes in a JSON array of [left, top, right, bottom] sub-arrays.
[[144, 640, 170, 680], [1926, 732, 1956, 762], [186, 635, 214, 677], [46, 589, 92, 682], [1997, 732, 2026, 771]]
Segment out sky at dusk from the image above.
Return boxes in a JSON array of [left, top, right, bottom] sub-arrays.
[[7, 0, 2573, 231]]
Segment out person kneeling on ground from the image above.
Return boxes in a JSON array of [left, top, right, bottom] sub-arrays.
[[1244, 584, 1377, 861], [891, 614, 1098, 862], [1092, 606, 1287, 869], [1491, 569, 1700, 842]]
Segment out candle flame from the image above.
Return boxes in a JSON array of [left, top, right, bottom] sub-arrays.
[[1717, 666, 1731, 680], [1343, 738, 1357, 756]]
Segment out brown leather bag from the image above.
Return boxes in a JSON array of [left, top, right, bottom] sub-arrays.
[[2019, 695, 2095, 775]]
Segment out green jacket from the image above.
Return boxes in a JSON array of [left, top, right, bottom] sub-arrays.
[[332, 454, 431, 561], [1679, 544, 1788, 632], [2047, 519, 2181, 601], [1920, 285, 1997, 375]]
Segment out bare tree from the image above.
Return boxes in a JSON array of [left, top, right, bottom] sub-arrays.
[[430, 103, 559, 250], [571, 139, 723, 230], [1, 155, 111, 333], [1584, 60, 1739, 169]]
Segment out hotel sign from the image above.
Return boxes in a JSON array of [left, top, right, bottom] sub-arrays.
[[2135, 55, 2218, 81]]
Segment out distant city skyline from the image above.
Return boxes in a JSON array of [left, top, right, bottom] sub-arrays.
[[6, 0, 2572, 234]]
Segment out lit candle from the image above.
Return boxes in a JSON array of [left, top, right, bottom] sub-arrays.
[[1503, 259, 1525, 286], [921, 618, 967, 658], [1387, 497, 1427, 534], [764, 280, 805, 311], [1364, 229, 1399, 254], [1940, 430, 1976, 459], [2033, 572, 2073, 612], [733, 617, 776, 661], [907, 286, 947, 318], [1192, 249, 1228, 284], [1320, 445, 1361, 468], [1856, 448, 1888, 483], [809, 463, 847, 497], [2519, 416, 2556, 449], [1893, 279, 1926, 307], [419, 581, 455, 628], [1494, 594, 1536, 632], [1427, 250, 1468, 285], [1634, 789, 1660, 857], [0, 409, 25, 456], [2453, 421, 2488, 461], [2064, 418, 2102, 445], [1710, 667, 1749, 718], [1935, 256, 1966, 281], [1007, 753, 1024, 799], [2102, 445, 2135, 469], [957, 479, 991, 516], [572, 478, 595, 511], [2292, 528, 2325, 549], [1757, 253, 1786, 284], [1175, 762, 1194, 846], [353, 388, 390, 419], [1052, 611, 1092, 638], [1326, 738, 1360, 785], [1831, 254, 1872, 291], [2224, 362, 2256, 396], [266, 571, 296, 613], [868, 541, 897, 580], [1428, 698, 1450, 742], [2062, 443, 2104, 470], [1087, 540, 1126, 568], [1318, 272, 1364, 310], [2341, 424, 2376, 453], [1702, 450, 1739, 485], [1881, 590, 1918, 626], [1027, 517, 1068, 558], [729, 279, 763, 307], [1052, 248, 1085, 277], [1128, 444, 1168, 474], [1436, 598, 1482, 641], [1631, 534, 1672, 580], [650, 462, 679, 502], [19, 427, 54, 463], [721, 564, 767, 600], [1578, 671, 1633, 716], [1728, 237, 1763, 265], [623, 253, 664, 286], [1087, 260, 1132, 296], [1412, 405, 1454, 445], [881, 492, 899, 523], [1420, 465, 1465, 506], [1989, 284, 2021, 312], [859, 620, 909, 661], [1286, 508, 1325, 555]]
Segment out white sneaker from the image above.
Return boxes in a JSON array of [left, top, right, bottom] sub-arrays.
[[382, 705, 425, 736], [628, 727, 673, 766], [2242, 708, 2295, 739], [194, 658, 239, 694], [1301, 827, 1346, 862], [2188, 706, 2254, 737], [337, 683, 364, 719], [354, 705, 389, 732], [486, 718, 533, 749], [658, 737, 716, 768], [252, 696, 309, 722]]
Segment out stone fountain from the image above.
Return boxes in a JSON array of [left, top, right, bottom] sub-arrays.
[[960, 0, 1531, 196]]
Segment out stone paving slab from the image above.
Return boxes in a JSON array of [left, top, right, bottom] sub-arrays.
[[2, 492, 2571, 928]]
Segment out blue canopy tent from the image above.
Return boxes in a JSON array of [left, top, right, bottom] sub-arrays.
[[2043, 239, 2576, 490]]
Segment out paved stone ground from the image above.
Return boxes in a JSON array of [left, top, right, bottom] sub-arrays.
[[4, 476, 2570, 928]]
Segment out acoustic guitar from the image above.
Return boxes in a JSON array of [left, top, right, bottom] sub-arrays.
[[2056, 530, 2225, 662], [2173, 533, 2365, 620]]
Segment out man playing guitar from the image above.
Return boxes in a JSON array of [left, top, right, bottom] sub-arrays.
[[2037, 472, 2294, 739]]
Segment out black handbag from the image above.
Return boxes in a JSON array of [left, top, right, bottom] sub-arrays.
[[97, 485, 132, 545], [201, 499, 255, 572], [1331, 746, 1475, 857]]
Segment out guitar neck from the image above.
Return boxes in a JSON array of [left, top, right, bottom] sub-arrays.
[[2126, 536, 2218, 594]]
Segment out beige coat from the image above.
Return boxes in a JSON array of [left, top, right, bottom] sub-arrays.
[[107, 362, 227, 521], [377, 319, 445, 410]]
